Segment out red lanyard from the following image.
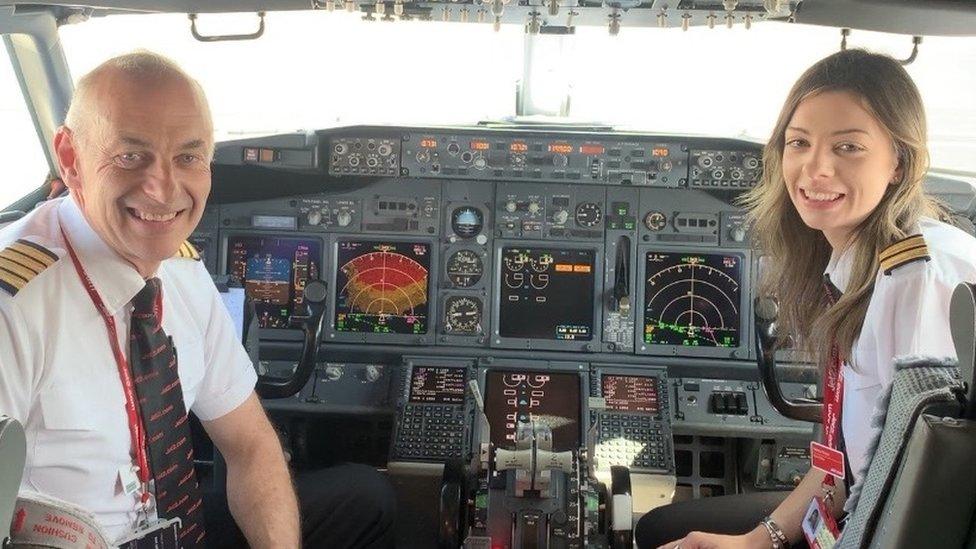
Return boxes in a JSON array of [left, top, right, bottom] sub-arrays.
[[821, 343, 844, 487], [60, 229, 152, 505], [821, 284, 845, 487]]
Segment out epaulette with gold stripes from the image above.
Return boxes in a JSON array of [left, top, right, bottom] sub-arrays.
[[0, 239, 59, 296], [879, 234, 930, 275], [172, 241, 201, 261]]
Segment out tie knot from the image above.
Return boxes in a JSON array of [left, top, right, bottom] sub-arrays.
[[133, 277, 162, 316]]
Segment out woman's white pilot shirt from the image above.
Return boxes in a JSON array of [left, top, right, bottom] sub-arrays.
[[826, 216, 976, 481], [0, 196, 257, 541]]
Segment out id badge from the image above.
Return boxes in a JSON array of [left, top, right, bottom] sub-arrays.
[[810, 441, 846, 479], [802, 496, 841, 549], [117, 517, 182, 549]]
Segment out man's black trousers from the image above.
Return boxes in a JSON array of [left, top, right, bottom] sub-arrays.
[[203, 463, 396, 549]]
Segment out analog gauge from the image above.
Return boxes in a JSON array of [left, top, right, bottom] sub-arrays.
[[504, 251, 529, 272], [530, 252, 554, 272], [447, 250, 484, 288], [444, 296, 482, 334], [575, 202, 603, 227], [644, 211, 667, 231], [451, 206, 484, 238]]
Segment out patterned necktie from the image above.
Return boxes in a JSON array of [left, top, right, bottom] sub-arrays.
[[129, 278, 206, 547]]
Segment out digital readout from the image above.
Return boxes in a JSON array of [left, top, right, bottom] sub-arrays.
[[470, 140, 491, 151], [420, 138, 438, 148], [409, 366, 466, 404], [602, 375, 660, 414], [548, 143, 573, 154]]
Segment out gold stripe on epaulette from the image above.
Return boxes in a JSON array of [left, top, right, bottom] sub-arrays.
[[0, 256, 39, 282], [879, 234, 926, 263], [0, 239, 58, 296], [0, 247, 47, 273], [0, 266, 28, 291], [11, 239, 58, 265], [880, 246, 931, 275], [172, 241, 201, 261]]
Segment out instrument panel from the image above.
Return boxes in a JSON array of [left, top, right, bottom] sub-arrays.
[[212, 126, 761, 360], [209, 126, 825, 479]]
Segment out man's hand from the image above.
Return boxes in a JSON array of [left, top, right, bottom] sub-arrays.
[[656, 526, 772, 549], [202, 392, 300, 549]]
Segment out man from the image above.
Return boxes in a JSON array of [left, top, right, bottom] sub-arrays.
[[0, 52, 395, 548]]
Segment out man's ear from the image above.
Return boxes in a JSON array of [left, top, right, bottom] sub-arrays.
[[53, 126, 83, 192]]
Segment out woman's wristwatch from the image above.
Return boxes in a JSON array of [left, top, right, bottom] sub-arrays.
[[760, 516, 791, 549]]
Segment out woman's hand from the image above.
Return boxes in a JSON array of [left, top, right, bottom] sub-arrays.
[[656, 526, 772, 549]]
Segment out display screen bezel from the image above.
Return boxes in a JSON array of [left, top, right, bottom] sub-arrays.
[[491, 240, 604, 353], [328, 236, 439, 346], [219, 232, 326, 337], [635, 245, 752, 359], [481, 367, 584, 453]]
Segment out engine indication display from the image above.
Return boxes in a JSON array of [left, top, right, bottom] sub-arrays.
[[335, 240, 430, 334], [446, 250, 484, 288], [643, 251, 742, 347], [602, 375, 660, 414], [484, 371, 580, 451], [227, 236, 322, 329], [498, 247, 595, 341], [409, 366, 466, 404]]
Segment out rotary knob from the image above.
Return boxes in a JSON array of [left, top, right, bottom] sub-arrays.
[[336, 210, 353, 227], [324, 365, 343, 381], [527, 201, 541, 214], [505, 200, 518, 213], [307, 210, 322, 226], [552, 209, 569, 225], [365, 365, 381, 383], [729, 226, 746, 242], [552, 154, 568, 168]]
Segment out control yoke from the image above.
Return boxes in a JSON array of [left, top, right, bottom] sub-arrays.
[[753, 296, 822, 423], [256, 280, 329, 399]]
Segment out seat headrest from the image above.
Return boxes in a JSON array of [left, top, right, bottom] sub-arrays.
[[0, 416, 26, 544]]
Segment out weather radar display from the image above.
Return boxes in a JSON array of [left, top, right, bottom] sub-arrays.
[[643, 251, 742, 347], [335, 241, 430, 334]]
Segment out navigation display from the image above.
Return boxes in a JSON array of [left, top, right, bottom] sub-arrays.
[[643, 251, 743, 347], [484, 371, 580, 452], [602, 375, 660, 414], [334, 240, 430, 334], [498, 247, 595, 341], [409, 367, 466, 404], [226, 236, 322, 329]]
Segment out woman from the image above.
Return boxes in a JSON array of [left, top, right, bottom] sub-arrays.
[[636, 48, 976, 549]]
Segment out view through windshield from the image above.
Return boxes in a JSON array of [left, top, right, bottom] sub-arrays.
[[39, 10, 976, 177]]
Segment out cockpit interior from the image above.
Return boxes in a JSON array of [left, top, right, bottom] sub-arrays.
[[2, 1, 976, 548]]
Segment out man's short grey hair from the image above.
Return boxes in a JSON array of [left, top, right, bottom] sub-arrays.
[[64, 50, 211, 140]]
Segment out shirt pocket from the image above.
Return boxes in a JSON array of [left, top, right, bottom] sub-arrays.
[[32, 385, 130, 496]]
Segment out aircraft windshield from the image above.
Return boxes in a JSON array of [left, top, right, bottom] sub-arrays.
[[50, 11, 976, 175]]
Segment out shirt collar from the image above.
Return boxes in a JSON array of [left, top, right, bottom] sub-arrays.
[[823, 243, 856, 295], [58, 195, 147, 315]]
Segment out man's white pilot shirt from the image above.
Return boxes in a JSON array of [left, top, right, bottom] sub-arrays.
[[825, 216, 976, 481], [0, 196, 257, 540]]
